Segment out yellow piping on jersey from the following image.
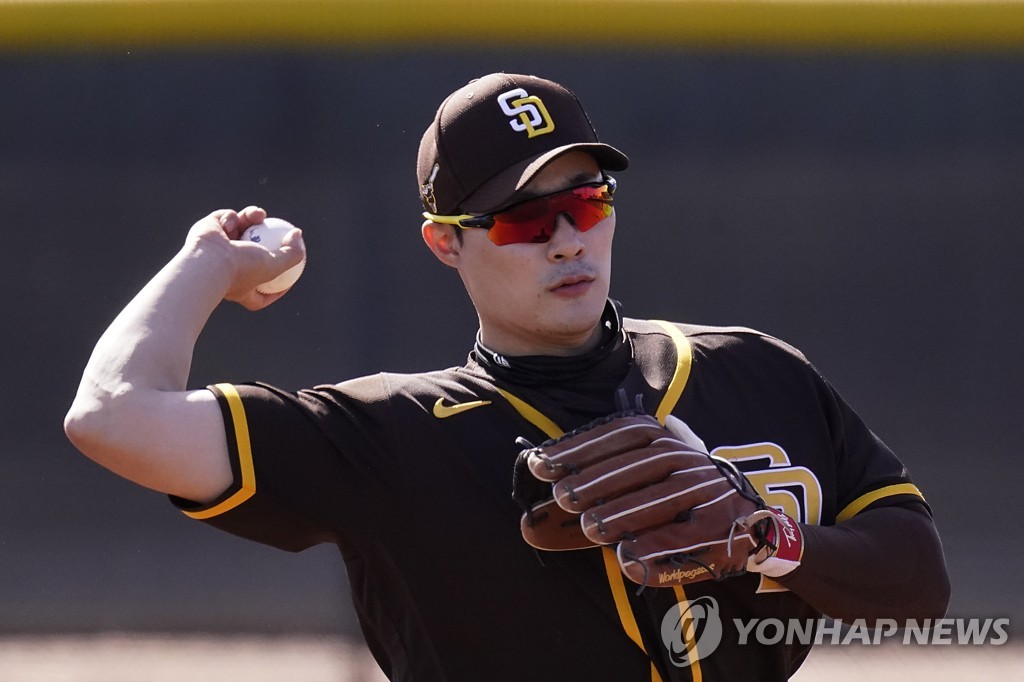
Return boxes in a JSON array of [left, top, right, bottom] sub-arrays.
[[181, 383, 256, 520], [496, 389, 561, 439], [651, 320, 693, 426], [671, 585, 703, 679], [652, 321, 702, 679], [837, 483, 925, 523], [601, 544, 661, 679], [498, 389, 662, 675], [498, 321, 698, 682]]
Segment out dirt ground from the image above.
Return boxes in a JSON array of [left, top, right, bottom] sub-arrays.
[[0, 634, 1019, 681]]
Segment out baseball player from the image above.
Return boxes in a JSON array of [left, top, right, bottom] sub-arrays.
[[65, 73, 949, 681]]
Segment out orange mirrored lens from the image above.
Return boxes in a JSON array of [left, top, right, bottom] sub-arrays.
[[487, 184, 613, 245]]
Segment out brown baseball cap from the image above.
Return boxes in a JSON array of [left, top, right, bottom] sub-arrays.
[[417, 73, 629, 215]]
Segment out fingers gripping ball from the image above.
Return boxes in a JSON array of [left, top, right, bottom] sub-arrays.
[[512, 413, 793, 587], [241, 218, 306, 294]]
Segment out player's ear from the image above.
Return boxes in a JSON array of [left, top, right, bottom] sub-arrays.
[[421, 220, 461, 268]]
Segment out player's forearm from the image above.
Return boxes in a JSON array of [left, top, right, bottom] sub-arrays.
[[78, 242, 230, 393], [776, 505, 951, 624], [65, 207, 297, 499], [65, 240, 231, 459]]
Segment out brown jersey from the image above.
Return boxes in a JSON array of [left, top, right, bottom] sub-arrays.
[[172, 309, 926, 681]]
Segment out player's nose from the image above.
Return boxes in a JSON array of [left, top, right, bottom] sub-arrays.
[[546, 213, 585, 262]]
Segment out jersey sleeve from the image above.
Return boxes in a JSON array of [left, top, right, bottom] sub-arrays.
[[812, 364, 930, 522], [169, 378, 400, 552], [677, 325, 930, 525]]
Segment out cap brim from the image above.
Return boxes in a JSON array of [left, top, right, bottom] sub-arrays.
[[460, 143, 629, 214]]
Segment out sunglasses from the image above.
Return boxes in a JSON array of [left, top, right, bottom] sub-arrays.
[[424, 177, 616, 246]]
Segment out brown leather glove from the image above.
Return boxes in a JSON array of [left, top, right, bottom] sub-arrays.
[[512, 412, 785, 587]]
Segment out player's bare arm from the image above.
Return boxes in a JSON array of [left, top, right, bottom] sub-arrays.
[[64, 206, 306, 503]]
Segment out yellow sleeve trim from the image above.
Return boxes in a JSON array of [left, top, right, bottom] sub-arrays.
[[836, 483, 924, 523], [651, 320, 693, 425], [182, 383, 257, 520]]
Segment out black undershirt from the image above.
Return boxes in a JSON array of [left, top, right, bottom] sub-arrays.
[[468, 299, 636, 421]]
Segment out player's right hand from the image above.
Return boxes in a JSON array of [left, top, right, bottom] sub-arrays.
[[185, 206, 306, 310]]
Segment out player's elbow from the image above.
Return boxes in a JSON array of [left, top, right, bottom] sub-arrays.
[[64, 394, 111, 460], [64, 386, 232, 503], [872, 567, 950, 627], [912, 561, 951, 622], [64, 384, 133, 465], [931, 575, 952, 620], [870, 520, 953, 624], [64, 386, 168, 493], [902, 515, 952, 622]]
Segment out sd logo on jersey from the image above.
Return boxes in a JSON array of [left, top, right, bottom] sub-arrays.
[[497, 88, 555, 138]]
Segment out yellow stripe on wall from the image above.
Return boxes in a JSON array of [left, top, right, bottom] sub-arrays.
[[182, 383, 256, 520], [2, 0, 1024, 52], [836, 482, 925, 522]]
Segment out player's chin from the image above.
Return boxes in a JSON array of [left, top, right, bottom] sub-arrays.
[[545, 284, 607, 326]]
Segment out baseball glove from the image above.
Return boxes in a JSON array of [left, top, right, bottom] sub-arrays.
[[512, 412, 802, 587]]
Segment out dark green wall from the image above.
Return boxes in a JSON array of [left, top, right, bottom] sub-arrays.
[[2, 50, 1021, 634]]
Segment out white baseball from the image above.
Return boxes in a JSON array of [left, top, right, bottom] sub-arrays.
[[241, 217, 306, 294]]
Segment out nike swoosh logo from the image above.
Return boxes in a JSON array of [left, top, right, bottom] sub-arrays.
[[432, 398, 492, 418]]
